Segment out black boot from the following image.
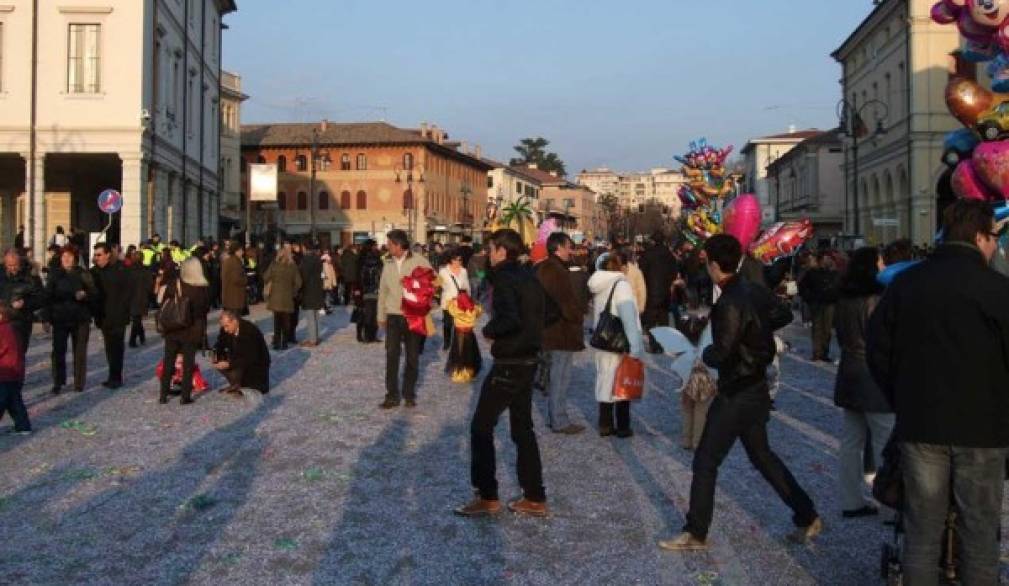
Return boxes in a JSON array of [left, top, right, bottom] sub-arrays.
[[615, 401, 633, 438], [598, 402, 615, 437]]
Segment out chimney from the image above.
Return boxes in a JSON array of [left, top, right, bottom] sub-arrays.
[[320, 119, 329, 133], [420, 122, 429, 138], [461, 140, 469, 154], [788, 124, 797, 134], [475, 145, 482, 159]]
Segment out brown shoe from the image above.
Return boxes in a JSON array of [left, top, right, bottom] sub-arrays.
[[787, 517, 823, 544], [658, 532, 708, 551], [454, 497, 502, 517], [299, 341, 319, 348], [507, 498, 549, 517]]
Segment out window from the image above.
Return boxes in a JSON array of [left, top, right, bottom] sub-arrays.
[[169, 58, 180, 119], [277, 155, 287, 172], [403, 189, 414, 210], [356, 190, 367, 209], [341, 154, 351, 171], [297, 191, 308, 210], [68, 24, 101, 94], [319, 191, 330, 210], [487, 175, 494, 188], [404, 153, 414, 170], [340, 190, 351, 209], [278, 191, 287, 210], [517, 181, 524, 195], [296, 155, 307, 171], [356, 154, 367, 170]]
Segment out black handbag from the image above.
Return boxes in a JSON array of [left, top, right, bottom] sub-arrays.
[[590, 281, 630, 354], [156, 282, 193, 334]]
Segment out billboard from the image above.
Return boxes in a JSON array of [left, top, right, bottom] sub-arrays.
[[249, 164, 278, 202]]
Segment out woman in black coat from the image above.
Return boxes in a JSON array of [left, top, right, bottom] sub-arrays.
[[833, 247, 893, 518], [157, 258, 211, 405], [128, 251, 154, 347], [47, 247, 95, 394]]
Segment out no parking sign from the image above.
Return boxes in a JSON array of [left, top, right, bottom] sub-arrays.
[[97, 189, 123, 214]]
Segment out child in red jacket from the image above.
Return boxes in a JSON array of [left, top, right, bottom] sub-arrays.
[[0, 301, 30, 433]]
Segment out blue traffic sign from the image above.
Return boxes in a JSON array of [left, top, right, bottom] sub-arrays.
[[97, 189, 123, 214]]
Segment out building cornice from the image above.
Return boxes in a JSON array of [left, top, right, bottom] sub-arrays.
[[832, 0, 902, 62], [58, 6, 114, 14]]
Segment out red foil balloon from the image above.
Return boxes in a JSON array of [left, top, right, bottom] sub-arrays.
[[722, 194, 762, 249], [952, 159, 999, 201], [749, 220, 814, 265]]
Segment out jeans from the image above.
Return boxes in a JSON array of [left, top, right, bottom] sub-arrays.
[[101, 326, 126, 383], [685, 391, 817, 540], [385, 315, 422, 401], [160, 338, 198, 401], [838, 409, 894, 511], [305, 310, 319, 344], [0, 381, 30, 431], [129, 315, 146, 346], [901, 442, 1006, 586], [810, 303, 834, 360], [52, 322, 90, 390], [470, 362, 545, 502], [546, 350, 574, 430]]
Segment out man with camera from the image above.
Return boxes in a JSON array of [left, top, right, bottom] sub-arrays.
[[211, 310, 271, 396]]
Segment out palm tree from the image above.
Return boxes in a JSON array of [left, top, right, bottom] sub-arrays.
[[499, 197, 536, 244]]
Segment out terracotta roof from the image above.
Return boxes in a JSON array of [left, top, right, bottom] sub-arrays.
[[754, 129, 822, 141], [483, 159, 544, 184], [765, 129, 843, 173], [510, 165, 569, 186]]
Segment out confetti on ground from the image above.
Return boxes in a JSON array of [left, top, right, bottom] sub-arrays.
[[64, 468, 99, 481], [179, 494, 218, 513], [301, 467, 325, 482], [59, 420, 99, 436], [273, 538, 298, 551], [694, 571, 722, 586]]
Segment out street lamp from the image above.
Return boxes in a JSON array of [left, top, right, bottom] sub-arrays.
[[395, 162, 425, 241], [308, 126, 331, 241], [837, 97, 889, 237], [460, 184, 473, 239]]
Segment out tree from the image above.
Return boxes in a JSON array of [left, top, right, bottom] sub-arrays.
[[499, 197, 537, 244], [509, 137, 567, 177]]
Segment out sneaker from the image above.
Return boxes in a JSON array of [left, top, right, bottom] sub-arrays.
[[454, 498, 502, 517], [507, 498, 549, 517], [787, 517, 823, 544], [658, 532, 708, 552]]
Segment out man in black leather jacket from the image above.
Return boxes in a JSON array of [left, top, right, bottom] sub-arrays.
[[660, 234, 821, 551], [456, 229, 548, 519]]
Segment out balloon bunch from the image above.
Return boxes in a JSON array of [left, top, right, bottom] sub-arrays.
[[529, 218, 559, 263], [932, 0, 1009, 89]]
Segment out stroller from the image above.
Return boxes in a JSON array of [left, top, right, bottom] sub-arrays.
[[875, 436, 961, 585]]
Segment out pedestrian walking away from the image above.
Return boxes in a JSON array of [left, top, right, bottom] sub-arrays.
[[156, 258, 211, 405], [298, 243, 326, 347]]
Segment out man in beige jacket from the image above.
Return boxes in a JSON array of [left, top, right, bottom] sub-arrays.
[[378, 230, 432, 409]]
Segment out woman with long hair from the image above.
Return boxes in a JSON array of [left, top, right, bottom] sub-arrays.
[[263, 246, 302, 350], [157, 258, 211, 405], [833, 246, 893, 518]]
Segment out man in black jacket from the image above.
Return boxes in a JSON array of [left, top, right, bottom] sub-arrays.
[[91, 243, 134, 388], [868, 200, 1009, 585], [639, 232, 678, 353], [0, 250, 44, 358], [212, 310, 271, 395], [798, 252, 840, 361], [298, 244, 325, 347], [456, 229, 548, 518], [660, 235, 820, 551]]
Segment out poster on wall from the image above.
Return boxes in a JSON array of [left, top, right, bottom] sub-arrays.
[[249, 164, 279, 202]]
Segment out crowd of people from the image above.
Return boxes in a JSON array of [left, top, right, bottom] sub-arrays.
[[1, 199, 1007, 582]]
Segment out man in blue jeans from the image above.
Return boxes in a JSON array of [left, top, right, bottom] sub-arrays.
[[869, 199, 1009, 586]]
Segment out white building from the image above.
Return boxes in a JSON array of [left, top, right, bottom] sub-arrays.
[[741, 128, 822, 225], [578, 167, 684, 217], [576, 168, 621, 200], [0, 0, 237, 259], [766, 130, 845, 241], [485, 160, 542, 210], [220, 70, 247, 233]]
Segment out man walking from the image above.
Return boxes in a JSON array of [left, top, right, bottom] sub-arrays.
[[298, 243, 325, 347], [660, 234, 820, 551], [456, 228, 548, 518], [0, 250, 44, 358], [91, 243, 133, 388], [868, 200, 1009, 585], [536, 232, 586, 434], [340, 244, 360, 305], [798, 252, 840, 361], [377, 230, 431, 409]]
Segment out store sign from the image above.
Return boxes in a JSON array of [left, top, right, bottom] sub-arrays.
[[249, 164, 279, 202]]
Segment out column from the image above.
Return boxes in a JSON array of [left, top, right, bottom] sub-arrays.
[[24, 152, 46, 263], [153, 169, 169, 239], [120, 154, 147, 246], [183, 183, 197, 244]]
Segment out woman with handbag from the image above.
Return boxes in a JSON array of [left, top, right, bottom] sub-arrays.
[[587, 251, 644, 437], [157, 258, 210, 405], [262, 246, 302, 350], [438, 248, 470, 351]]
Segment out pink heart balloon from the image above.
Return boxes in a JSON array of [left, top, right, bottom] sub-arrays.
[[952, 159, 998, 201], [971, 141, 1009, 199], [722, 194, 762, 249]]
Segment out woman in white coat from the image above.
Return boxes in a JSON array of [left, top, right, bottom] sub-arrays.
[[588, 250, 644, 437], [438, 249, 470, 350]]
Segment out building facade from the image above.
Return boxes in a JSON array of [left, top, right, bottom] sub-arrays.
[[741, 128, 822, 225], [219, 70, 247, 233], [523, 166, 606, 242], [576, 168, 621, 201], [832, 0, 960, 245], [0, 0, 237, 258], [576, 167, 684, 218], [766, 131, 845, 241], [241, 122, 493, 248], [485, 161, 542, 212]]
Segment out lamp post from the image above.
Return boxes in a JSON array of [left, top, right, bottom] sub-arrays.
[[837, 96, 889, 238], [461, 184, 473, 240], [395, 162, 424, 241], [563, 197, 574, 232]]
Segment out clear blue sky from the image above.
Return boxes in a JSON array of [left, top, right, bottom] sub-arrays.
[[224, 1, 873, 174]]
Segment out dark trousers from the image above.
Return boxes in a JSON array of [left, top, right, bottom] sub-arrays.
[[343, 281, 357, 305], [288, 305, 300, 343], [810, 303, 834, 360], [685, 391, 817, 540], [471, 362, 545, 502], [358, 299, 378, 342], [160, 338, 198, 401], [901, 443, 1006, 586], [221, 367, 243, 388], [0, 381, 30, 432], [385, 315, 421, 401], [272, 312, 292, 348], [52, 322, 90, 390], [12, 320, 31, 358], [129, 315, 146, 346], [101, 326, 126, 383], [442, 311, 454, 350]]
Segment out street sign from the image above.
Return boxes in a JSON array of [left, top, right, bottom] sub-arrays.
[[97, 189, 123, 214], [872, 218, 899, 227]]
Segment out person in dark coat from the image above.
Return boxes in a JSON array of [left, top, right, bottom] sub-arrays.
[[127, 251, 154, 348], [638, 232, 678, 353], [221, 243, 248, 314], [0, 301, 29, 433], [212, 310, 271, 395], [798, 252, 840, 361], [157, 258, 211, 404], [535, 232, 587, 434], [357, 241, 383, 343], [0, 249, 44, 358], [832, 247, 892, 519], [339, 245, 360, 305], [298, 244, 325, 347], [48, 246, 96, 394], [91, 243, 134, 388], [867, 200, 1009, 585]]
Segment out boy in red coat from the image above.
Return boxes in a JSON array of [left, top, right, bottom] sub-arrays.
[[0, 301, 30, 433]]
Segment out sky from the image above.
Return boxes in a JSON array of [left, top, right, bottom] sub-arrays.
[[224, 0, 874, 174]]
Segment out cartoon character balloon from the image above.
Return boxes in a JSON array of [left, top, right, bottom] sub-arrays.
[[748, 220, 814, 265]]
